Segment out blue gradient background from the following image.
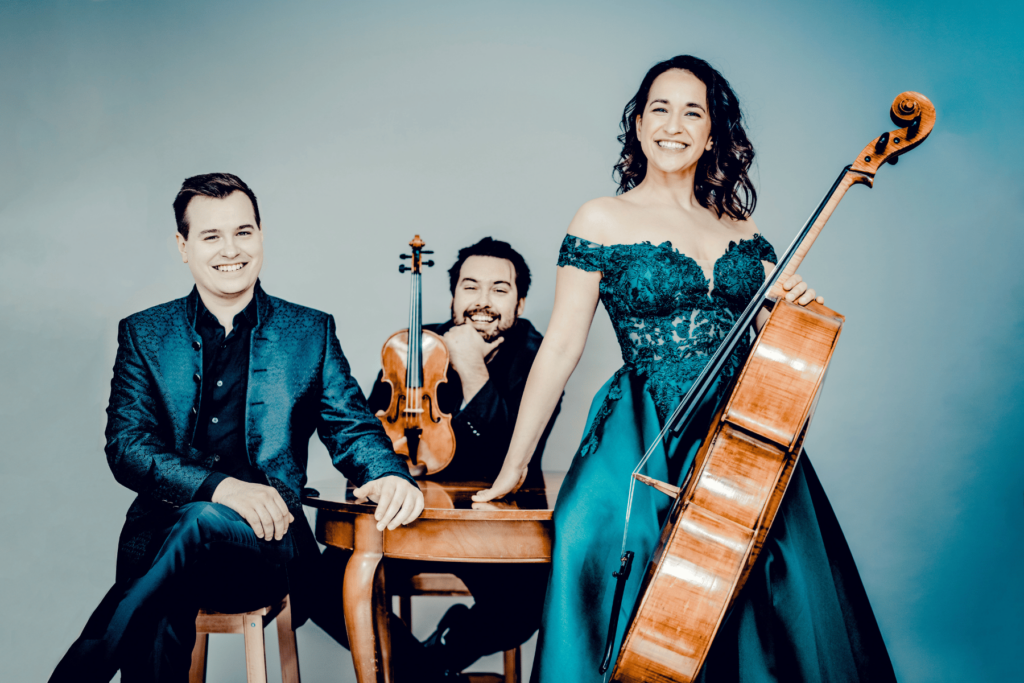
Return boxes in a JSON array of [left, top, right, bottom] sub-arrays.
[[1, 1, 1021, 681]]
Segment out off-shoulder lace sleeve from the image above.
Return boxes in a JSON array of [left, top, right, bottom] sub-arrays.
[[557, 234, 607, 272], [751, 234, 777, 265]]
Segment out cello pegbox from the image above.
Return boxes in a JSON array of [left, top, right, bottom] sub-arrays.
[[850, 91, 935, 176], [873, 132, 890, 154]]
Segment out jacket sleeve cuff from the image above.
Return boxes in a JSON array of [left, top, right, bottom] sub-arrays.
[[366, 467, 419, 489], [193, 472, 230, 502], [458, 380, 506, 434]]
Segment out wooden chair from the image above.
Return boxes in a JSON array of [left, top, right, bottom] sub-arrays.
[[393, 573, 521, 683], [189, 594, 300, 683]]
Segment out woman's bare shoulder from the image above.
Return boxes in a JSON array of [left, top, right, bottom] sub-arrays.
[[722, 213, 760, 241], [567, 196, 631, 244]]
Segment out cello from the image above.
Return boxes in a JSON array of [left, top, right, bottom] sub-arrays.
[[603, 92, 936, 682], [376, 235, 457, 475]]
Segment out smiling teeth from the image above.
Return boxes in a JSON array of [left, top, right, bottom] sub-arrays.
[[658, 141, 687, 150], [471, 315, 495, 322], [215, 263, 244, 272]]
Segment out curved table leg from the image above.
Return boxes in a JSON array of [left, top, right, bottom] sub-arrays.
[[344, 515, 392, 683]]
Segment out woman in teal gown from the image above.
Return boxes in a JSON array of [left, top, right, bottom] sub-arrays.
[[474, 55, 896, 682]]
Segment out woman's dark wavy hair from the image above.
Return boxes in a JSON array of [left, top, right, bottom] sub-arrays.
[[613, 55, 756, 220]]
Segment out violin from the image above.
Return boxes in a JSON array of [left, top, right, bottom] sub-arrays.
[[604, 92, 936, 682], [376, 235, 456, 476]]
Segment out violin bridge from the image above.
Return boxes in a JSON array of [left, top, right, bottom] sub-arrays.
[[633, 473, 680, 498]]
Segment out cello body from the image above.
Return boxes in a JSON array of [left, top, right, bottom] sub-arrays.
[[610, 91, 935, 682], [612, 299, 843, 683]]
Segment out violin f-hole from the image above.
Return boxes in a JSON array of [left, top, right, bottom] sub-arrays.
[[422, 394, 442, 424], [386, 394, 407, 424]]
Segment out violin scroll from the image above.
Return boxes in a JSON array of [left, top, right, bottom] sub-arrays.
[[399, 235, 435, 273], [850, 91, 935, 181]]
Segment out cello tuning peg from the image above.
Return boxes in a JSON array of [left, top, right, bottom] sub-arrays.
[[906, 116, 921, 140], [399, 254, 411, 260], [874, 132, 890, 155], [424, 260, 435, 267], [887, 155, 899, 165], [399, 265, 410, 273], [422, 250, 434, 254]]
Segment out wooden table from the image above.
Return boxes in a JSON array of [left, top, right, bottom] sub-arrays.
[[303, 473, 563, 683]]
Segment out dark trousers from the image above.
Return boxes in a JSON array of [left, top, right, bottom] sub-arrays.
[[50, 502, 289, 683], [312, 547, 549, 674]]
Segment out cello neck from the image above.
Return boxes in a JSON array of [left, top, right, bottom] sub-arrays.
[[768, 91, 936, 298], [767, 171, 862, 299]]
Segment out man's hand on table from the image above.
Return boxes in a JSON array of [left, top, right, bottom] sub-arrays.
[[211, 477, 295, 541], [353, 475, 425, 531]]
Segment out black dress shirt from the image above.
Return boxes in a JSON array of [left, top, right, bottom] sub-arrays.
[[366, 318, 559, 487], [192, 295, 265, 501]]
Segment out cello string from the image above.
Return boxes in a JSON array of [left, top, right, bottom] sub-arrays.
[[615, 166, 858, 557]]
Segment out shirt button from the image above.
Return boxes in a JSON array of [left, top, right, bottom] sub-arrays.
[[217, 380, 223, 387], [212, 417, 219, 424], [212, 454, 221, 462], [192, 340, 201, 351], [193, 373, 202, 383]]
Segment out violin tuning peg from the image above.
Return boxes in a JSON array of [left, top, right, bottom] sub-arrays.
[[399, 265, 410, 273], [873, 132, 889, 155], [424, 260, 435, 267], [399, 254, 411, 260], [887, 155, 899, 165], [422, 250, 434, 254]]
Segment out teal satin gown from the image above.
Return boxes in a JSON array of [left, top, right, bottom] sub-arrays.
[[533, 235, 896, 683]]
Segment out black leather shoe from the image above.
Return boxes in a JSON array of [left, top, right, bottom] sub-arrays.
[[421, 604, 473, 681]]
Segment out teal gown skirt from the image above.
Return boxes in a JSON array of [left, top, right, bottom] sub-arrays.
[[532, 369, 897, 683]]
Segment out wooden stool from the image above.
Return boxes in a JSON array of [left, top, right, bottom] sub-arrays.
[[393, 573, 521, 683], [189, 594, 300, 683]]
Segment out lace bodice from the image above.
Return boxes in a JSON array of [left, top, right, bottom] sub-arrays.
[[558, 233, 777, 422]]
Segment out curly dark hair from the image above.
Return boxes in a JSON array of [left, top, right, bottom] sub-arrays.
[[613, 55, 756, 221], [448, 237, 531, 299]]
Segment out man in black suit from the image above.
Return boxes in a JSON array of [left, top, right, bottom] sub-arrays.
[[49, 173, 424, 682], [323, 238, 559, 680]]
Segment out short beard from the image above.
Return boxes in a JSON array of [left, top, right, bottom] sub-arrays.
[[451, 304, 518, 342]]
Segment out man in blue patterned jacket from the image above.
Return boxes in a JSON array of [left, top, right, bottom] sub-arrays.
[[49, 173, 423, 682]]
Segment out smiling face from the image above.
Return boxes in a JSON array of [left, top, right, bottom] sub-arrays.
[[636, 68, 713, 176], [451, 255, 525, 341], [175, 190, 264, 304]]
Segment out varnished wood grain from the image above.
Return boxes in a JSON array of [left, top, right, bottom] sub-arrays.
[[309, 473, 562, 683], [189, 595, 299, 683], [613, 301, 844, 683], [725, 301, 842, 448]]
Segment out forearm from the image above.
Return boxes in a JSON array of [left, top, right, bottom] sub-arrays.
[[320, 314, 415, 487], [457, 361, 490, 404], [501, 334, 582, 471]]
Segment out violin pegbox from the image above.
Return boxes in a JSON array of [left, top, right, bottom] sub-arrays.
[[399, 234, 434, 273], [850, 91, 936, 183]]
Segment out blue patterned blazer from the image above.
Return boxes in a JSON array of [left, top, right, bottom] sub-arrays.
[[106, 282, 412, 576]]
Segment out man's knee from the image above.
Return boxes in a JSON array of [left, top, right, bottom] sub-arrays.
[[169, 502, 250, 545]]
